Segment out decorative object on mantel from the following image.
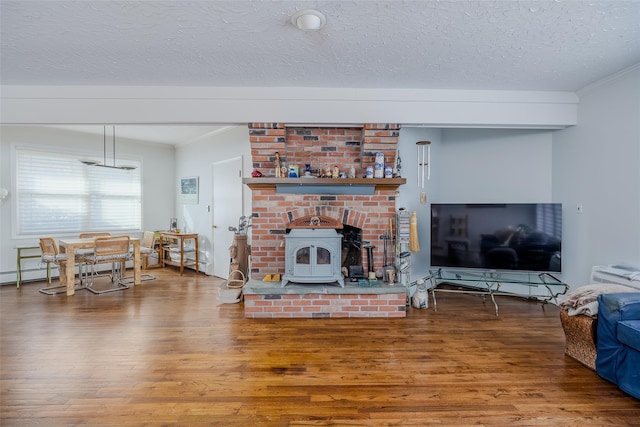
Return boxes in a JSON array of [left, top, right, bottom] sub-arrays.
[[395, 151, 402, 177], [374, 152, 385, 178], [251, 169, 263, 177], [274, 152, 282, 177], [366, 166, 374, 178]]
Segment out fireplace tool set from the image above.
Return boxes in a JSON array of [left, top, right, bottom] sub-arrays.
[[382, 230, 396, 284], [363, 242, 376, 280]]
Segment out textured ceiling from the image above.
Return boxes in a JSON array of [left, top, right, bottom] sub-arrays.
[[2, 0, 639, 92]]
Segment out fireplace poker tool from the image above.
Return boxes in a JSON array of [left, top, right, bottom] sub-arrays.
[[382, 231, 395, 282], [363, 242, 375, 280]]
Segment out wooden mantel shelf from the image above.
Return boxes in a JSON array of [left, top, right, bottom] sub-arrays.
[[243, 177, 406, 195]]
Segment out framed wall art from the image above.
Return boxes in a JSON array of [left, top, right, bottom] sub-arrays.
[[180, 176, 199, 204]]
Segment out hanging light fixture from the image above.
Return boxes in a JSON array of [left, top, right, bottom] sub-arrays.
[[80, 126, 137, 170]]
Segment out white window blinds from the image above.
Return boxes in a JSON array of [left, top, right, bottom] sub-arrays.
[[15, 146, 141, 236]]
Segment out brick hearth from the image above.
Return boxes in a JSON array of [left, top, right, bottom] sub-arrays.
[[243, 280, 407, 319]]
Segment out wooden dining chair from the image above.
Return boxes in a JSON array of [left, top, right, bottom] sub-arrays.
[[119, 231, 158, 285], [78, 232, 112, 258], [77, 232, 112, 281], [84, 235, 131, 294], [140, 231, 160, 270], [38, 237, 80, 295]]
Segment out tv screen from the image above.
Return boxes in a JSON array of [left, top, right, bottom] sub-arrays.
[[430, 203, 562, 273]]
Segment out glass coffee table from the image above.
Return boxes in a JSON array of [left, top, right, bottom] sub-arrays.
[[426, 268, 569, 316]]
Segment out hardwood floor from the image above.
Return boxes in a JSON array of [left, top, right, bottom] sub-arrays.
[[1, 269, 638, 426]]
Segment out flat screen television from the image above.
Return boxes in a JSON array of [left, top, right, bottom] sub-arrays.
[[430, 203, 562, 272]]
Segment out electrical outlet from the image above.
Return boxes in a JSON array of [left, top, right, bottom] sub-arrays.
[[577, 203, 583, 214]]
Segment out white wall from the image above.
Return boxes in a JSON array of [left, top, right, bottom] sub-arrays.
[[0, 125, 175, 284], [552, 67, 640, 286], [174, 126, 252, 275], [397, 127, 555, 283]]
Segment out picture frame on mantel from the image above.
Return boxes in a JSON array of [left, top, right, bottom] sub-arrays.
[[180, 176, 199, 204]]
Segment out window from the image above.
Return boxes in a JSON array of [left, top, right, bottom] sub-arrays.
[[15, 146, 141, 236]]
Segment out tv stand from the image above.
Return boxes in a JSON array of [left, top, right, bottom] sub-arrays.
[[426, 268, 568, 316]]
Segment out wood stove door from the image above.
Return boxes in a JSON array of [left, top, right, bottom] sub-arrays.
[[293, 246, 312, 277], [293, 245, 333, 278], [312, 245, 333, 277]]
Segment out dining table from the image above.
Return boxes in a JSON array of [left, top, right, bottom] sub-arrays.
[[58, 237, 141, 296]]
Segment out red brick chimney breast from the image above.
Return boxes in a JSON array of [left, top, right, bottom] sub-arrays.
[[247, 123, 401, 279]]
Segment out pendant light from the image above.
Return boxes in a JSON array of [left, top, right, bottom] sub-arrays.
[[80, 126, 137, 170]]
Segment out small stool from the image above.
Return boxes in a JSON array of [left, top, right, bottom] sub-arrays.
[[15, 245, 45, 288]]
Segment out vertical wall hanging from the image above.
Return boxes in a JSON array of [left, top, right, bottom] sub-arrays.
[[416, 140, 431, 204], [180, 176, 199, 204]]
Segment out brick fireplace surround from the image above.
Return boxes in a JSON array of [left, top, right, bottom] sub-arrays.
[[243, 123, 407, 318]]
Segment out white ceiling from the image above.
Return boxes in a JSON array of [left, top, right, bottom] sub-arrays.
[[2, 0, 639, 91], [2, 1, 639, 144]]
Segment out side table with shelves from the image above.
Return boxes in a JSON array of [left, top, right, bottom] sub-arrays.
[[16, 245, 43, 288], [159, 232, 199, 275], [426, 268, 569, 316]]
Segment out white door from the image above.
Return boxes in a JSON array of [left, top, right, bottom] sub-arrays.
[[212, 157, 243, 279]]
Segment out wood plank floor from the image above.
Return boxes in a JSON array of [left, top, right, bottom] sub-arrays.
[[2, 269, 639, 426]]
